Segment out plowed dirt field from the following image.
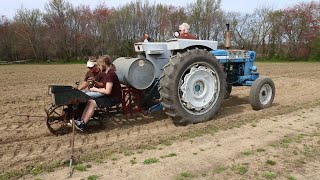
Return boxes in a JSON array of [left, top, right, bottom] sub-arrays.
[[0, 62, 320, 180]]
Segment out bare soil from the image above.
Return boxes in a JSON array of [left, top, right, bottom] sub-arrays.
[[0, 62, 320, 180]]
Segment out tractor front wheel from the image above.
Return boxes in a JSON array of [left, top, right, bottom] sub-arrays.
[[249, 77, 275, 110]]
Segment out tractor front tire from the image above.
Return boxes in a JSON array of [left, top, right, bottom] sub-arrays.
[[249, 77, 275, 110], [159, 49, 226, 125]]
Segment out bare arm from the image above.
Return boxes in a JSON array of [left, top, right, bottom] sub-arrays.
[[90, 82, 113, 95], [77, 81, 88, 90], [94, 81, 105, 88], [79, 76, 104, 90]]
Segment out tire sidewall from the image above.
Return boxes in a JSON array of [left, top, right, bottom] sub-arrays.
[[250, 77, 275, 110], [171, 50, 226, 123]]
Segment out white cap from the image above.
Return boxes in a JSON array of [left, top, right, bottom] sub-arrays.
[[86, 61, 96, 67]]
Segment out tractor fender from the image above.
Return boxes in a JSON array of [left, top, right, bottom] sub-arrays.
[[167, 39, 218, 51]]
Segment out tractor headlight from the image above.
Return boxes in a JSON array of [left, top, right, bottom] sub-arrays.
[[250, 66, 257, 72]]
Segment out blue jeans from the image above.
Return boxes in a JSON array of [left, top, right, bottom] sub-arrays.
[[85, 91, 104, 98]]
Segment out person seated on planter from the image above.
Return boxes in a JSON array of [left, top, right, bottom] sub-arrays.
[[74, 55, 122, 131], [77, 56, 106, 94], [71, 57, 107, 122], [176, 23, 197, 40], [84, 55, 115, 98]]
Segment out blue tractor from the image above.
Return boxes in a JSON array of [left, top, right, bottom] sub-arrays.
[[113, 24, 275, 125]]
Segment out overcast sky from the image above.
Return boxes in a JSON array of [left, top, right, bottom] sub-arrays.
[[0, 0, 315, 19]]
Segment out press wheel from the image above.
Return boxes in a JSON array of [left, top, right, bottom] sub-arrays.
[[46, 105, 71, 135]]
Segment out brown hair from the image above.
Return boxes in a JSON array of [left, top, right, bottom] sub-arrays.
[[88, 56, 98, 62], [110, 63, 116, 71], [97, 55, 112, 72]]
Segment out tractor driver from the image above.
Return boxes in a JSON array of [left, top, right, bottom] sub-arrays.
[[74, 55, 122, 131], [176, 23, 197, 40], [77, 57, 106, 92]]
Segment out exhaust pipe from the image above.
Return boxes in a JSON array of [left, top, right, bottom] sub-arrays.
[[225, 24, 231, 49]]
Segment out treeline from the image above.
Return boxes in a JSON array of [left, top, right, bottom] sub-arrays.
[[0, 0, 319, 62]]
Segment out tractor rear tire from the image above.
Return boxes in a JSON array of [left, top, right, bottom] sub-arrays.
[[249, 77, 275, 110], [224, 84, 232, 99], [159, 49, 226, 125]]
